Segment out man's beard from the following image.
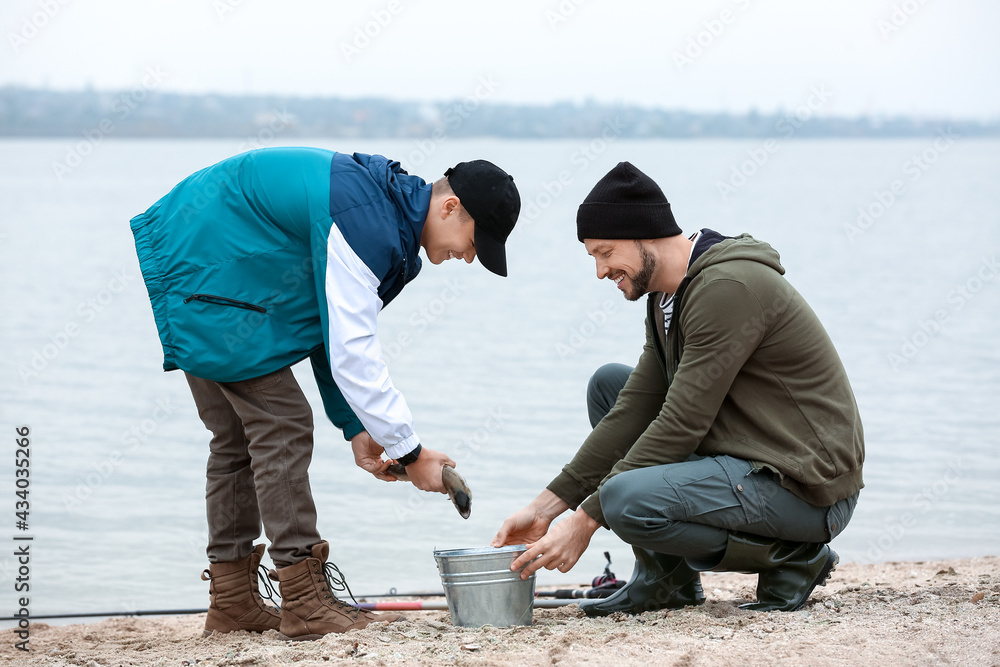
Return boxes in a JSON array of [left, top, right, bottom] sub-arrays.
[[625, 242, 656, 301]]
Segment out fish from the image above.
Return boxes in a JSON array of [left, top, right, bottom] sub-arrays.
[[386, 463, 472, 519]]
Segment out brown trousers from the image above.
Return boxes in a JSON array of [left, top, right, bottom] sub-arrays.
[[185, 368, 321, 568]]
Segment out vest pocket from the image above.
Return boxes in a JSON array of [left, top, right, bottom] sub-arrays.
[[183, 293, 267, 313]]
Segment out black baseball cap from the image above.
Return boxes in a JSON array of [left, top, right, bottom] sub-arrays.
[[444, 160, 520, 277]]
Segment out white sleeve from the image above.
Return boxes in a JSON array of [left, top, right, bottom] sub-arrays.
[[324, 223, 420, 459]]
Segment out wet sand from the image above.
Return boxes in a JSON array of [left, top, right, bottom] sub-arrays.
[[4, 556, 998, 666]]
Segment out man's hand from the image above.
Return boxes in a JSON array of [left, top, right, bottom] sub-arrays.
[[401, 447, 456, 494], [350, 431, 397, 482], [509, 508, 601, 581], [492, 489, 572, 548], [492, 506, 555, 548]]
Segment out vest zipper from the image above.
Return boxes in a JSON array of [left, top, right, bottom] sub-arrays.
[[183, 294, 267, 313]]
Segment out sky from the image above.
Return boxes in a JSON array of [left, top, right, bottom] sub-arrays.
[[2, 0, 999, 120]]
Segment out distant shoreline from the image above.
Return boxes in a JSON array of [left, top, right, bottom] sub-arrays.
[[4, 87, 998, 140]]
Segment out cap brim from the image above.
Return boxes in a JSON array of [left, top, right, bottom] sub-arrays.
[[475, 226, 507, 277]]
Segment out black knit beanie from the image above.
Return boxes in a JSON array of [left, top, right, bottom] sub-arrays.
[[577, 162, 681, 242]]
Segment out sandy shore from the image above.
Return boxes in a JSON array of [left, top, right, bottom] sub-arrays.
[[3, 556, 998, 666]]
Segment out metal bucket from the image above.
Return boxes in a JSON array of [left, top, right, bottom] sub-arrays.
[[433, 545, 535, 627]]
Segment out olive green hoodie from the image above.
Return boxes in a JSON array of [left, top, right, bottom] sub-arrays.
[[547, 234, 865, 527]]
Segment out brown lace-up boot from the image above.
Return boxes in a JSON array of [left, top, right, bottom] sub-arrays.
[[273, 541, 403, 640], [201, 544, 282, 636]]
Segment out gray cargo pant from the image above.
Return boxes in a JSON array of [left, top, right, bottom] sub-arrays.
[[186, 368, 321, 568], [588, 363, 858, 566]]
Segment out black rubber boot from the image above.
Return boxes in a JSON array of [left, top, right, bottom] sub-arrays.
[[578, 547, 705, 617], [706, 532, 839, 612]]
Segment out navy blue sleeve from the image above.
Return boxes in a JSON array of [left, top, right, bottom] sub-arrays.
[[328, 153, 402, 282]]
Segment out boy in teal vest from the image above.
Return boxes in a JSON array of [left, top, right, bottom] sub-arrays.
[[131, 148, 520, 638]]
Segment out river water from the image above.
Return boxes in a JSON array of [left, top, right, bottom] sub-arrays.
[[1, 136, 998, 620]]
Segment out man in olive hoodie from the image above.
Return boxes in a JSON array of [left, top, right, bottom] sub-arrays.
[[493, 162, 863, 615]]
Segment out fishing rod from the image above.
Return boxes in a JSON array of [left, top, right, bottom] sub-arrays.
[[24, 609, 209, 621], [536, 551, 624, 599], [18, 599, 579, 620], [18, 553, 624, 621], [19, 584, 620, 620]]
